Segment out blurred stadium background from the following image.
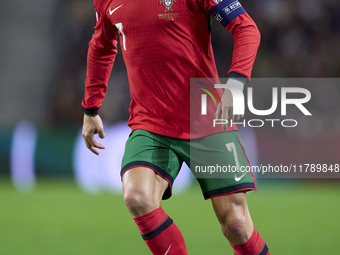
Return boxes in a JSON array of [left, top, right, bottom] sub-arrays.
[[1, 0, 340, 254]]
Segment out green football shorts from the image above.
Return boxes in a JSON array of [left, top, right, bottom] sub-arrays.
[[121, 129, 256, 200]]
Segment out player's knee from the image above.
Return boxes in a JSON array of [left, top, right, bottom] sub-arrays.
[[123, 188, 154, 214], [215, 197, 249, 242], [221, 215, 247, 241]]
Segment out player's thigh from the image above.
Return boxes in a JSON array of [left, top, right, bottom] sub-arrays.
[[189, 131, 256, 199], [122, 167, 168, 208], [121, 129, 183, 201], [210, 192, 250, 222]]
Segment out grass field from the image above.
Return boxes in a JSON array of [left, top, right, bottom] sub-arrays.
[[1, 178, 340, 255]]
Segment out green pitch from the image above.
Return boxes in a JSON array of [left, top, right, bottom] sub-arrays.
[[0, 179, 339, 255]]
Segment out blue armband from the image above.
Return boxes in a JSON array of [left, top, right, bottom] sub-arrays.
[[211, 0, 246, 27]]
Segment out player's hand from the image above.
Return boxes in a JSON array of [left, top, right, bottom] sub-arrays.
[[215, 89, 244, 131], [82, 114, 105, 155]]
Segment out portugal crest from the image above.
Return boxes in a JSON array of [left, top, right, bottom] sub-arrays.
[[160, 0, 176, 12]]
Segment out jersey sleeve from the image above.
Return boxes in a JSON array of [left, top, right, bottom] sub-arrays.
[[225, 13, 261, 80], [81, 2, 119, 115], [197, 0, 261, 81]]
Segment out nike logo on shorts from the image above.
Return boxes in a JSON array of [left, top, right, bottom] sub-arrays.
[[234, 172, 247, 182]]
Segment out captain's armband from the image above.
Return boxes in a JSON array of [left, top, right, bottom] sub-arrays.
[[210, 0, 246, 27]]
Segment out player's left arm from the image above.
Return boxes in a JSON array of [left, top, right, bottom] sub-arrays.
[[210, 1, 261, 129], [226, 12, 261, 82]]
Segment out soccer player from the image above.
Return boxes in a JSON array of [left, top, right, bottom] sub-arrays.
[[81, 0, 269, 254]]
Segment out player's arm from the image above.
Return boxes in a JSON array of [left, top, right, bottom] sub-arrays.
[[81, 2, 118, 154], [209, 1, 261, 129], [82, 114, 105, 155]]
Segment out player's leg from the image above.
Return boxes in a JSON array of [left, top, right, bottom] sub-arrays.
[[121, 130, 188, 255], [211, 192, 269, 255], [122, 167, 187, 255], [187, 131, 269, 254], [122, 166, 168, 217], [210, 192, 253, 244]]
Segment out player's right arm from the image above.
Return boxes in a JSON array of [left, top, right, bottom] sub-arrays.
[[81, 1, 118, 154], [82, 114, 105, 155]]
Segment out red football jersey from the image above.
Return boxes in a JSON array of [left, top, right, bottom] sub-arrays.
[[82, 0, 260, 138]]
